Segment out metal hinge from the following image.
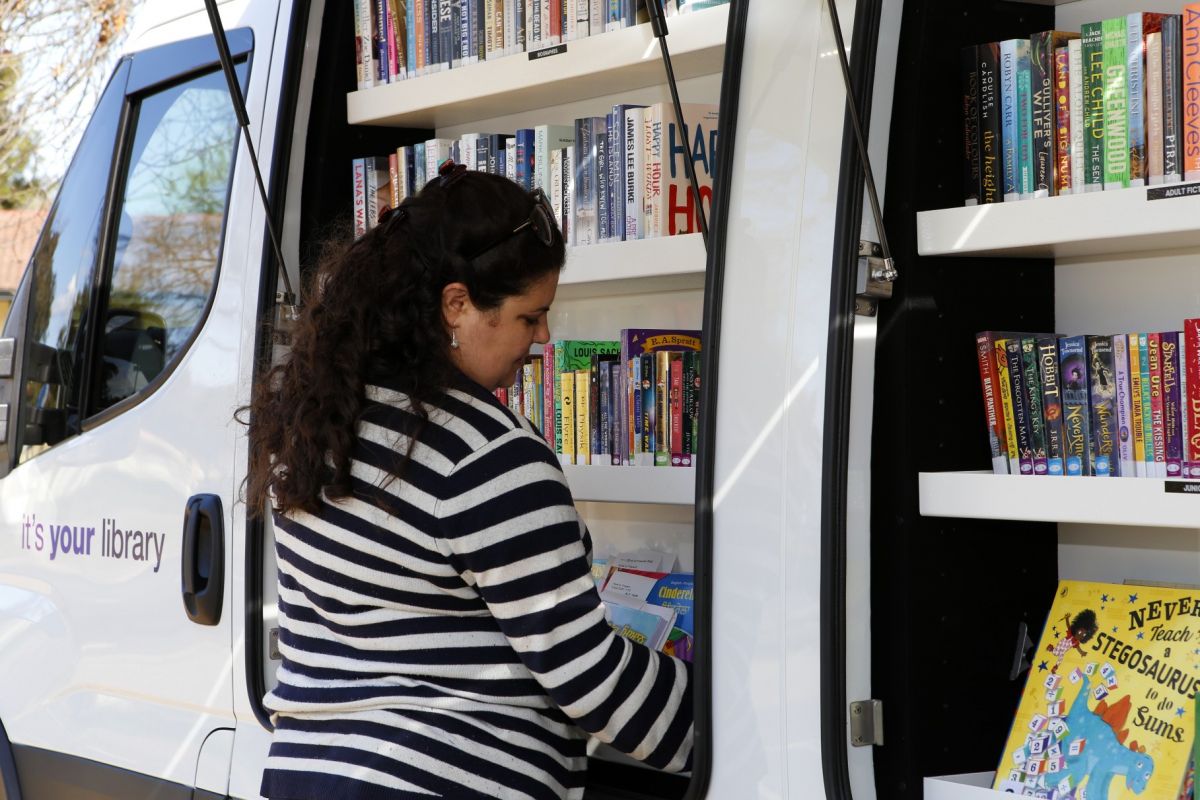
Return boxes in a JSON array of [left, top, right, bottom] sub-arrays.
[[269, 627, 282, 660], [855, 240, 898, 317], [849, 699, 884, 747]]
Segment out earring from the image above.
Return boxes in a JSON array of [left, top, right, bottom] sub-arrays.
[[450, 329, 459, 349]]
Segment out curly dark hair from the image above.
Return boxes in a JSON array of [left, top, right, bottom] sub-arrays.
[[1069, 609, 1099, 644], [245, 170, 566, 516]]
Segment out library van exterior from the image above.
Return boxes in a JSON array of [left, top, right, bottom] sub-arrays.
[[2, 0, 1198, 799]]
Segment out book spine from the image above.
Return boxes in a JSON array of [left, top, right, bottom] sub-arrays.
[[626, 107, 646, 234], [976, 331, 1010, 474], [1037, 335, 1064, 476], [1000, 41, 1020, 200], [407, 0, 417, 74], [1162, 331, 1184, 477], [1016, 39, 1035, 198], [1180, 330, 1190, 477], [1030, 33, 1055, 198], [682, 351, 695, 466], [563, 145, 573, 244], [1021, 338, 1048, 475], [962, 45, 982, 205], [979, 42, 1002, 203], [1082, 22, 1106, 192], [1086, 335, 1117, 477], [534, 126, 547, 191], [608, 110, 622, 240], [646, 104, 664, 236], [589, 357, 601, 459], [1069, 38, 1085, 193], [1126, 13, 1146, 186], [574, 118, 599, 246], [389, 152, 400, 209], [577, 370, 592, 464], [440, 0, 454, 68], [1148, 332, 1166, 477], [484, 0, 495, 59], [1148, 31, 1165, 185], [560, 371, 575, 465], [542, 347, 554, 447], [597, 122, 610, 241], [1102, 16, 1129, 190], [1059, 335, 1091, 476], [1054, 46, 1072, 196], [473, 0, 485, 62], [550, 148, 563, 229], [599, 358, 610, 459], [1112, 334, 1135, 478], [1186, 319, 1200, 476], [1185, 4, 1200, 181], [1139, 333, 1155, 476], [655, 351, 669, 466], [1006, 339, 1034, 475], [415, 0, 427, 73], [376, 0, 390, 81], [1163, 16, 1183, 183], [388, 0, 403, 79], [1129, 333, 1147, 476], [458, 0, 470, 65], [632, 356, 643, 464], [995, 339, 1021, 475], [589, 0, 603, 40], [365, 157, 379, 230], [352, 158, 367, 238], [428, 0, 439, 71], [670, 354, 684, 466], [641, 353, 656, 463], [552, 342, 564, 457]]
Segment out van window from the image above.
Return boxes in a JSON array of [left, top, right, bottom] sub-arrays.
[[16, 67, 127, 463], [90, 65, 244, 413]]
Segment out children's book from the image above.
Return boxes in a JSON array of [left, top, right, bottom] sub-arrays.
[[605, 603, 675, 651], [599, 569, 694, 661], [993, 579, 1199, 799]]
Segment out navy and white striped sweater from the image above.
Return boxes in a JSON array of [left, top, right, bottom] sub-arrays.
[[260, 375, 693, 800]]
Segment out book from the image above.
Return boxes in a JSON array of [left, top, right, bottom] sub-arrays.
[[1007, 338, 1035, 475], [352, 158, 368, 239], [1022, 338, 1049, 475], [1140, 333, 1156, 477], [1127, 14, 1169, 187], [1086, 334, 1117, 477], [1149, 332, 1166, 478], [514, 128, 535, 190], [560, 371, 575, 464], [1185, 4, 1200, 182], [575, 369, 590, 463], [1069, 38, 1085, 194], [533, 124, 574, 193], [1016, 38, 1035, 199], [600, 569, 694, 661], [996, 337, 1022, 475], [611, 103, 645, 240], [1060, 335, 1092, 476], [1129, 333, 1148, 477], [596, 120, 610, 241], [1082, 22, 1106, 192], [1163, 16, 1184, 184], [1162, 331, 1184, 478], [962, 45, 982, 205], [621, 329, 701, 466], [977, 331, 1013, 474], [353, 0, 376, 89], [1148, 31, 1165, 185], [625, 105, 648, 235], [573, 117, 604, 246], [1037, 335, 1065, 477], [605, 603, 675, 651], [1102, 16, 1130, 190], [1186, 319, 1200, 477], [656, 102, 718, 236], [980, 42, 1003, 204], [991, 579, 1198, 799], [1032, 32, 1077, 197], [1113, 334, 1136, 478], [1054, 46, 1072, 196]]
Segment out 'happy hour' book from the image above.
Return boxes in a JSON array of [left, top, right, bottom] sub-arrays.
[[993, 579, 1199, 799]]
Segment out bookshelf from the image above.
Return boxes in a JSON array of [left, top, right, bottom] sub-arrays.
[[915, 185, 1200, 258], [918, 471, 1200, 529], [563, 464, 695, 504], [923, 773, 1006, 799], [346, 4, 730, 129], [557, 233, 707, 298]]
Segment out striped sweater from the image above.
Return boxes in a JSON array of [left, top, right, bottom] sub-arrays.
[[260, 374, 693, 800]]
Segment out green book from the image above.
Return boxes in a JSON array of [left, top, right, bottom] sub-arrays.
[[1102, 16, 1129, 189], [1081, 22, 1106, 192], [1015, 38, 1035, 198]]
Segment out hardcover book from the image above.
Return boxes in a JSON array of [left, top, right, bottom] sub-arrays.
[[992, 579, 1199, 799]]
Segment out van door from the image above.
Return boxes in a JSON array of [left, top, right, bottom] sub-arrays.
[[0, 30, 256, 797]]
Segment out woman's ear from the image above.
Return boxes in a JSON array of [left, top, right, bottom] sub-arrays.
[[441, 282, 471, 327]]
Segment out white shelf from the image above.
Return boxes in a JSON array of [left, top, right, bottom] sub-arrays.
[[916, 184, 1200, 258], [557, 233, 706, 298], [563, 464, 695, 505], [346, 5, 730, 129], [925, 773, 1004, 800], [919, 471, 1200, 530]]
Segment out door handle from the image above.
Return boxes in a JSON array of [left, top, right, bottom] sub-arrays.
[[182, 493, 224, 626]]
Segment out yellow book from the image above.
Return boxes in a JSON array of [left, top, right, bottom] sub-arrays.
[[560, 372, 575, 465], [655, 351, 669, 466], [575, 370, 590, 465], [1129, 333, 1146, 475], [995, 339, 1020, 475], [993, 579, 1199, 798]]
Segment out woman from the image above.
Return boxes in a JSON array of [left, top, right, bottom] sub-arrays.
[[248, 164, 693, 800]]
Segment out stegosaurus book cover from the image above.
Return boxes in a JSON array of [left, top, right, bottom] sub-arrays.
[[994, 580, 1199, 799]]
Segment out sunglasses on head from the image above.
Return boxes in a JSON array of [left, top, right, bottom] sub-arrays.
[[467, 187, 559, 260]]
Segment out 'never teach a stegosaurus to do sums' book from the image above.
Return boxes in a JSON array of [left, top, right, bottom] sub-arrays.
[[993, 579, 1199, 800]]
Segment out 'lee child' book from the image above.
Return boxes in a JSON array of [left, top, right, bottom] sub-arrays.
[[992, 579, 1198, 799], [1082, 22, 1106, 192]]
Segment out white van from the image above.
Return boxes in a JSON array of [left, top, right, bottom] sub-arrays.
[[2, 0, 1197, 798]]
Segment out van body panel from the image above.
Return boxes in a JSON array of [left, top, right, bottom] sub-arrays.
[[0, 1, 280, 791]]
